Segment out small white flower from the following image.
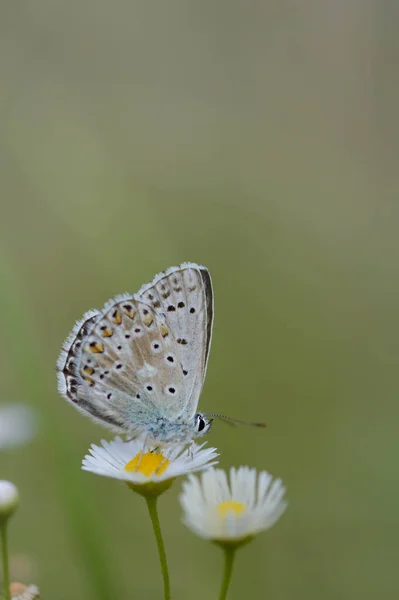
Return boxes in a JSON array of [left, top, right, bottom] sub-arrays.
[[82, 437, 218, 496], [10, 583, 40, 600], [0, 481, 19, 522], [180, 467, 287, 545], [0, 404, 37, 450]]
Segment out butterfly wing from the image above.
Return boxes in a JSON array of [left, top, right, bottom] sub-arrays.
[[137, 262, 213, 420], [57, 263, 213, 432], [57, 309, 130, 433]]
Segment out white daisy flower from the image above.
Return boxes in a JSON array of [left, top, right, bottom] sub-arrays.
[[10, 583, 40, 600], [82, 436, 218, 497], [180, 467, 287, 545]]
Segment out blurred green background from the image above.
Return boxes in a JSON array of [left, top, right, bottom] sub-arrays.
[[1, 1, 398, 599]]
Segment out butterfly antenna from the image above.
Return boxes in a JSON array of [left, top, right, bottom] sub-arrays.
[[204, 413, 267, 429]]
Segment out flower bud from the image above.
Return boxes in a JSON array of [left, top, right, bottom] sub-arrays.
[[0, 481, 19, 523]]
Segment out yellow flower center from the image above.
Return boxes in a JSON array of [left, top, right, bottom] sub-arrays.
[[217, 501, 246, 518], [124, 452, 170, 477]]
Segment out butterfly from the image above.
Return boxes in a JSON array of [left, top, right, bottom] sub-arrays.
[[57, 263, 218, 444]]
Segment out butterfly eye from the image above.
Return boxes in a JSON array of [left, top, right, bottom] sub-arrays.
[[196, 415, 206, 432]]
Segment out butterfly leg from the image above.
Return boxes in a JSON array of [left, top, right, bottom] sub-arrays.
[[134, 435, 149, 471], [187, 441, 195, 461], [155, 454, 169, 475]]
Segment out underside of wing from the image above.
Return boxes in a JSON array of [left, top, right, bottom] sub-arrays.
[[56, 262, 214, 432], [137, 262, 214, 418]]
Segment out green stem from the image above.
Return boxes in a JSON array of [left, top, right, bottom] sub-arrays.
[[0, 523, 10, 600], [0, 253, 118, 600], [218, 547, 236, 600], [145, 496, 171, 600]]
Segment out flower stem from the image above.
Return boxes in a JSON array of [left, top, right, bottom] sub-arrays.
[[145, 496, 171, 600], [0, 523, 10, 600], [218, 547, 236, 600]]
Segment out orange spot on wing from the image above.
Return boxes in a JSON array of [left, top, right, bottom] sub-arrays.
[[101, 328, 113, 337], [112, 310, 122, 325], [83, 366, 95, 375], [89, 342, 104, 353], [122, 305, 136, 319]]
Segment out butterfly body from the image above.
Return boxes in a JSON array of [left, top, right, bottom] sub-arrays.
[[57, 263, 214, 444], [136, 414, 211, 444]]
